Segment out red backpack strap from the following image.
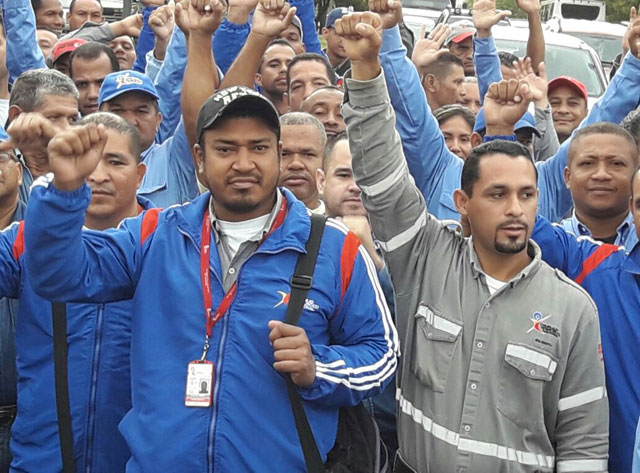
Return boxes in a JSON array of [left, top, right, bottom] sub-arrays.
[[340, 231, 361, 301], [12, 221, 25, 260], [140, 208, 161, 246], [575, 244, 619, 285]]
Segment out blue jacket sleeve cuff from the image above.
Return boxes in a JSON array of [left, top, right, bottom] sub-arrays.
[[381, 25, 404, 53], [219, 18, 250, 30], [620, 51, 640, 72]]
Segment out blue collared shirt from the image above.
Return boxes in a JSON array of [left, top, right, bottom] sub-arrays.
[[136, 120, 199, 208], [561, 211, 638, 250]]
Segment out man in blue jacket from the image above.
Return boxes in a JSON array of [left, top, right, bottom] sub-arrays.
[[0, 136, 24, 472], [0, 112, 151, 473], [531, 164, 640, 473], [23, 76, 397, 472]]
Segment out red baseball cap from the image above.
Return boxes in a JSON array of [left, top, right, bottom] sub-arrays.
[[548, 76, 588, 102], [51, 38, 87, 64], [445, 21, 476, 45]]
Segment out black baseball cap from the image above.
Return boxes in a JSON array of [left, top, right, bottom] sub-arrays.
[[196, 86, 281, 143]]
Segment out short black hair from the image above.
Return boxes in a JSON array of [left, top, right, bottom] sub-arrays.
[[423, 52, 463, 80], [569, 122, 638, 165], [498, 51, 519, 68], [70, 42, 119, 77], [69, 0, 102, 13], [461, 140, 537, 196], [31, 0, 44, 12], [323, 131, 348, 169], [433, 104, 475, 130], [286, 53, 336, 90], [258, 39, 296, 72]]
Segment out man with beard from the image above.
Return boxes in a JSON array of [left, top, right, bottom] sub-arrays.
[[339, 11, 608, 472], [301, 86, 345, 137], [256, 39, 295, 115]]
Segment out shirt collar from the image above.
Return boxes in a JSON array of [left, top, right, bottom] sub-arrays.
[[570, 210, 635, 242], [209, 190, 283, 244], [468, 237, 542, 285]]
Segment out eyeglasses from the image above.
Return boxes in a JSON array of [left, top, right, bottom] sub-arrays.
[[0, 153, 18, 165]]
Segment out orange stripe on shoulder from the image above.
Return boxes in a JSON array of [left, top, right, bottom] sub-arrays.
[[12, 221, 25, 260], [340, 231, 360, 301], [140, 208, 161, 246], [575, 244, 618, 285]]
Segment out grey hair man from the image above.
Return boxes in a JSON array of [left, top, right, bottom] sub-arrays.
[[7, 69, 79, 202], [278, 112, 327, 212]]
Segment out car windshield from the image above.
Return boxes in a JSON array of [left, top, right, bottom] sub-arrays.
[[403, 0, 450, 10], [568, 33, 623, 64], [494, 39, 604, 96]]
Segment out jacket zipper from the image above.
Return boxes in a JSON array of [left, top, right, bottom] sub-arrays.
[[85, 303, 105, 473], [179, 226, 301, 472]]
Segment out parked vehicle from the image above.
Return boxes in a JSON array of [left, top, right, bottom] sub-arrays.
[[402, 0, 451, 36], [491, 25, 607, 108], [540, 0, 606, 22], [545, 18, 626, 74]]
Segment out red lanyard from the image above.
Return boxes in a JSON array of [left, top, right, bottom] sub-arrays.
[[199, 197, 287, 353]]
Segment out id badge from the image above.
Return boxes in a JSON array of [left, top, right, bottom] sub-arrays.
[[185, 360, 214, 407]]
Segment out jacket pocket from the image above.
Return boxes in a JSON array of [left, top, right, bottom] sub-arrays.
[[410, 304, 462, 393], [497, 343, 557, 430]]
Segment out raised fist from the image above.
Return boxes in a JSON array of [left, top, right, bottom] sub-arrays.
[[47, 123, 107, 191]]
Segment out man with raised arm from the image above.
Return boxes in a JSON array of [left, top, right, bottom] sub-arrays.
[[22, 3, 398, 472], [338, 11, 608, 472]]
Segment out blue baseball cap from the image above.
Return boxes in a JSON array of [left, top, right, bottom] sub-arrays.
[[473, 107, 541, 137], [98, 71, 160, 107], [326, 7, 351, 28]]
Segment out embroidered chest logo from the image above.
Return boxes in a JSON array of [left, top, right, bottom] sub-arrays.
[[527, 311, 560, 338], [274, 291, 319, 312]]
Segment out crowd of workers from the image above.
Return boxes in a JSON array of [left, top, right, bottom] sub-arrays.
[[0, 0, 638, 471]]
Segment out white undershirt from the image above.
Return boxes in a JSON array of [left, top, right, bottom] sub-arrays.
[[216, 214, 271, 259], [484, 274, 507, 296]]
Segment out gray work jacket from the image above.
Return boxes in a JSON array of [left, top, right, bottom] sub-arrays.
[[344, 71, 608, 473]]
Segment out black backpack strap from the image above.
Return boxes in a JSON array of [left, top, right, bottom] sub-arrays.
[[51, 302, 76, 473], [284, 213, 327, 473]]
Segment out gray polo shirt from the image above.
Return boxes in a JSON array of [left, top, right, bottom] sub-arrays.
[[344, 71, 608, 473]]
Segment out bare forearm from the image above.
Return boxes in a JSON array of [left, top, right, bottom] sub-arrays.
[[526, 10, 544, 74], [219, 32, 271, 89], [182, 32, 218, 146], [153, 36, 170, 60]]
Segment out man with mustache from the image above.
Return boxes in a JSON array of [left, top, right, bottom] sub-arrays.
[[560, 123, 639, 249], [70, 42, 119, 117], [256, 39, 296, 115], [0, 112, 150, 473], [279, 112, 326, 213], [339, 11, 608, 472]]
